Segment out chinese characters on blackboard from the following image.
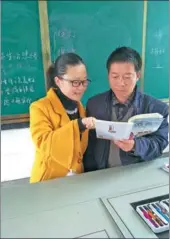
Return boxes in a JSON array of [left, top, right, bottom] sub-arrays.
[[53, 28, 76, 57], [150, 29, 165, 69], [1, 50, 38, 107]]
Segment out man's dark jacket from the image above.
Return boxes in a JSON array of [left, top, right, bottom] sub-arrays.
[[83, 87, 169, 172]]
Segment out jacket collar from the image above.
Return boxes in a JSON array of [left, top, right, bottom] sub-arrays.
[[109, 85, 141, 103], [112, 89, 135, 107], [47, 88, 86, 118], [106, 86, 143, 115]]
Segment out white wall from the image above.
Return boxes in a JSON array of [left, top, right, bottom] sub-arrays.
[[1, 116, 169, 182], [1, 128, 35, 182]]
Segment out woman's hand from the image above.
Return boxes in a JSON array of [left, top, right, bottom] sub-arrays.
[[82, 117, 96, 129]]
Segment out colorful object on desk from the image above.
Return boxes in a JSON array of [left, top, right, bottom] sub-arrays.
[[162, 163, 169, 173], [156, 202, 169, 216], [139, 206, 158, 228], [136, 197, 169, 233], [151, 204, 169, 222], [160, 199, 169, 213], [149, 204, 168, 225], [143, 205, 165, 226]]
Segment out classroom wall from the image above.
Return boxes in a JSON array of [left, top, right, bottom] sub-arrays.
[[1, 128, 34, 182]]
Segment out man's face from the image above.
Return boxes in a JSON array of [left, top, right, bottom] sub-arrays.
[[108, 62, 140, 98]]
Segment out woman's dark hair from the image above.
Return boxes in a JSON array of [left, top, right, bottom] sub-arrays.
[[46, 52, 84, 90], [106, 46, 142, 72]]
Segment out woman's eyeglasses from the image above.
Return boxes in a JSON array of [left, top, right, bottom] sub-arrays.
[[59, 77, 91, 87]]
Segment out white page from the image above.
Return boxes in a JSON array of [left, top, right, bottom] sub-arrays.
[[95, 120, 134, 140]]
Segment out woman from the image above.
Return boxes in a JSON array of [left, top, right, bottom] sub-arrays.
[[29, 53, 95, 183]]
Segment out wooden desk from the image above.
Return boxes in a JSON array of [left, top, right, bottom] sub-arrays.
[[1, 157, 169, 238]]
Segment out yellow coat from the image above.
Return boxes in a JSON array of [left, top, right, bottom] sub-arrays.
[[29, 88, 88, 183]]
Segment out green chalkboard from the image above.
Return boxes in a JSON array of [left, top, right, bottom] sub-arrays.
[[144, 1, 168, 99], [47, 1, 144, 105], [1, 1, 45, 117]]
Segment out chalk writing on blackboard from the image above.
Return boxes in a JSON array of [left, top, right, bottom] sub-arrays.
[[53, 28, 76, 58], [150, 48, 165, 56], [2, 85, 35, 95], [1, 50, 38, 61], [56, 28, 76, 39], [3, 97, 32, 107], [57, 47, 75, 56], [1, 49, 38, 108], [152, 64, 163, 69], [153, 29, 163, 41], [1, 76, 35, 85]]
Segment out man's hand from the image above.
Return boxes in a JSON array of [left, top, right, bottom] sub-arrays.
[[113, 139, 135, 152]]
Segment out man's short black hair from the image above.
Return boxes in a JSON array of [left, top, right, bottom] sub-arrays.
[[106, 46, 142, 72]]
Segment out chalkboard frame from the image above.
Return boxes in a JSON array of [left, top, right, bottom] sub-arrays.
[[1, 114, 29, 125], [140, 0, 147, 92]]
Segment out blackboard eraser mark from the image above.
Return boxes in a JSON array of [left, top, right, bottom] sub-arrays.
[[152, 65, 163, 69]]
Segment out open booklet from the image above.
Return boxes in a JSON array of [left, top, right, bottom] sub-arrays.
[[95, 113, 164, 140]]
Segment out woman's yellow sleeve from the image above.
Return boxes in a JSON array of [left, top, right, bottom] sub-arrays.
[[30, 102, 80, 170]]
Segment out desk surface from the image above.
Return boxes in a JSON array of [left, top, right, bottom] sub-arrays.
[[1, 157, 169, 238]]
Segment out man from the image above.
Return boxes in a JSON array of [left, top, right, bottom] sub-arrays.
[[83, 46, 169, 172]]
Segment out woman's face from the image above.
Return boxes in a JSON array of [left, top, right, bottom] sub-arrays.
[[55, 64, 89, 101]]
